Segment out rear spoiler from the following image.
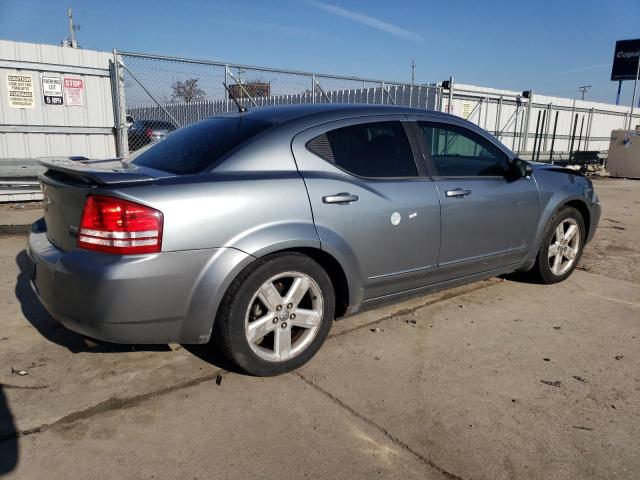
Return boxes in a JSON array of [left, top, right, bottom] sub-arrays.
[[38, 157, 161, 185]]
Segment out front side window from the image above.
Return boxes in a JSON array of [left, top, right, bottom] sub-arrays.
[[418, 122, 509, 177], [307, 121, 418, 178]]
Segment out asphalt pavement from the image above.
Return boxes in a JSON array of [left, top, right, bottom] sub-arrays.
[[0, 178, 638, 480]]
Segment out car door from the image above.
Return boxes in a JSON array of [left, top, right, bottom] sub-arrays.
[[291, 116, 441, 300], [413, 120, 539, 279]]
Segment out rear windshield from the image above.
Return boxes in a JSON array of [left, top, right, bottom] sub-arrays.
[[131, 120, 175, 130], [129, 117, 272, 174]]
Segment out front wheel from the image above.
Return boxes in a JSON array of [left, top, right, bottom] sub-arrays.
[[531, 206, 585, 284], [214, 253, 335, 376]]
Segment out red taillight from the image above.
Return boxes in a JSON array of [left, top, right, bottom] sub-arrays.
[[78, 195, 163, 254], [145, 127, 153, 138]]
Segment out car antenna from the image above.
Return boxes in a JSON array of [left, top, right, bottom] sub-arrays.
[[222, 82, 247, 113]]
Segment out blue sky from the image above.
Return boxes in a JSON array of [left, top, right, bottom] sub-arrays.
[[1, 0, 638, 104]]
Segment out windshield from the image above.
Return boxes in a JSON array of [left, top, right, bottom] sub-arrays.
[[129, 117, 272, 174]]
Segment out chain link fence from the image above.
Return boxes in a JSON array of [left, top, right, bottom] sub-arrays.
[[2, 44, 636, 202], [114, 51, 442, 153], [113, 50, 637, 161]]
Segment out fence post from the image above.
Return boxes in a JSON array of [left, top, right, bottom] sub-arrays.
[[520, 92, 532, 153], [569, 99, 576, 155], [568, 113, 579, 160], [536, 109, 546, 162], [543, 103, 552, 151], [576, 115, 585, 153], [494, 96, 503, 136], [629, 49, 640, 129], [311, 74, 316, 103], [483, 96, 489, 129], [585, 107, 594, 151], [532, 110, 541, 160], [381, 82, 385, 104], [111, 49, 129, 158], [513, 105, 520, 151], [448, 76, 454, 115], [224, 65, 229, 112], [109, 58, 121, 156], [549, 110, 559, 164]]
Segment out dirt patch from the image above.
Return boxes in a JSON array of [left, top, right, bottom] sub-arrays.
[[579, 179, 640, 284]]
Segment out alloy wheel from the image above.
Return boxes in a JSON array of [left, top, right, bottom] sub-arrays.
[[244, 271, 324, 362], [548, 218, 581, 276]]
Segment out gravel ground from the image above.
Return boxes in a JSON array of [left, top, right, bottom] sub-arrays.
[[0, 178, 638, 480]]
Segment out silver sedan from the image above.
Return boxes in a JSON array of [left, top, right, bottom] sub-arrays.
[[27, 104, 601, 376]]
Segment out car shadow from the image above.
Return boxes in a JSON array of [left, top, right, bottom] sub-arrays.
[[15, 250, 170, 354], [500, 271, 543, 284], [182, 343, 243, 374], [0, 387, 18, 475]]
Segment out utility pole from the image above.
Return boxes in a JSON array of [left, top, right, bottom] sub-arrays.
[[68, 8, 77, 48], [578, 85, 591, 101], [411, 60, 415, 85], [64, 7, 80, 48]]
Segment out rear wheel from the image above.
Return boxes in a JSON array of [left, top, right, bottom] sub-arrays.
[[531, 206, 585, 284], [214, 253, 335, 376]]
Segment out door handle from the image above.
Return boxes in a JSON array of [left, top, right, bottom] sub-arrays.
[[322, 193, 359, 204], [445, 188, 472, 198]]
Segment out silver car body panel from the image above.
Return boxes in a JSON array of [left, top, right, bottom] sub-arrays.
[[291, 114, 441, 301], [27, 219, 256, 343], [27, 104, 601, 344]]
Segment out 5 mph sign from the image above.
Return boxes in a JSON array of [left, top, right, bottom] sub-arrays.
[[42, 76, 64, 105]]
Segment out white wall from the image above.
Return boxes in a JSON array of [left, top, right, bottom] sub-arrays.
[[0, 39, 117, 161]]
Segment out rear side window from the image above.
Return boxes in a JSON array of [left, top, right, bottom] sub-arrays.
[[129, 117, 272, 174], [307, 121, 418, 178]]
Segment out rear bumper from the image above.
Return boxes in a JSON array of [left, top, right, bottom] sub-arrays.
[[26, 219, 253, 344]]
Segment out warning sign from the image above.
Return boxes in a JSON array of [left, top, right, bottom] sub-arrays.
[[7, 73, 35, 108], [64, 77, 84, 106], [42, 76, 63, 105], [463, 103, 471, 119]]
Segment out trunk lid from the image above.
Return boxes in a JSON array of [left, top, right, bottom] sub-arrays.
[[38, 157, 170, 251]]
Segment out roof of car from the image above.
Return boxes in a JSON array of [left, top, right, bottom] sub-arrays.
[[218, 103, 453, 125]]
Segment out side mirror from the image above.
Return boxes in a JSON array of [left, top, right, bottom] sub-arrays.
[[511, 158, 533, 178]]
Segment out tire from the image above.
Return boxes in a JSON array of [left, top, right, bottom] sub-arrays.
[[530, 206, 585, 284], [213, 252, 335, 376]]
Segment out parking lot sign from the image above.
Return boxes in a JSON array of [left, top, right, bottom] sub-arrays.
[[42, 76, 64, 105]]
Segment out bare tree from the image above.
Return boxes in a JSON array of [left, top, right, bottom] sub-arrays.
[[171, 78, 206, 103]]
